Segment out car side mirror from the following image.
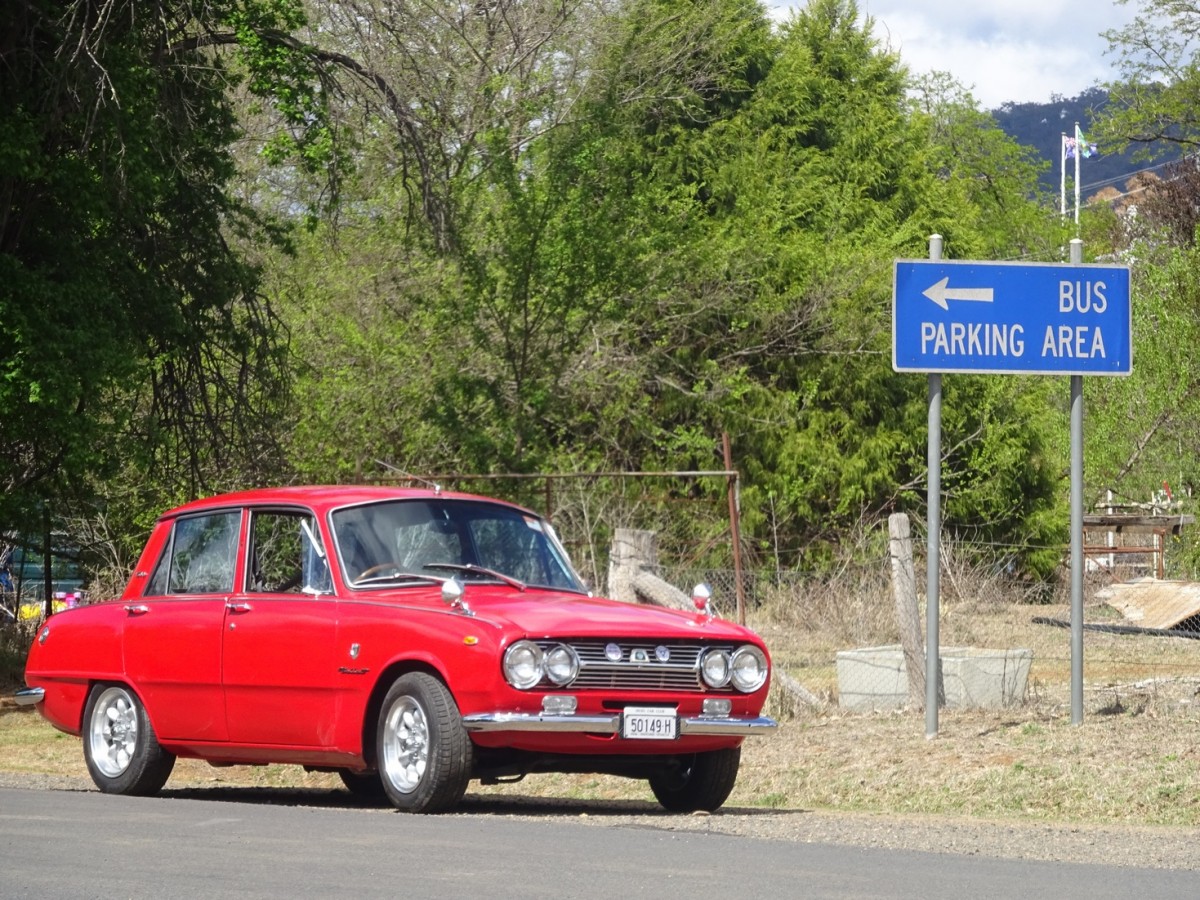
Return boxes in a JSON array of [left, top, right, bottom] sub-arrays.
[[441, 577, 473, 616]]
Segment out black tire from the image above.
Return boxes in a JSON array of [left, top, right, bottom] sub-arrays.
[[338, 769, 387, 800], [375, 673, 472, 813], [82, 683, 176, 796], [648, 747, 741, 813]]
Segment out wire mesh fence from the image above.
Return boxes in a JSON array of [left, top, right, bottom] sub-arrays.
[[654, 541, 1200, 719]]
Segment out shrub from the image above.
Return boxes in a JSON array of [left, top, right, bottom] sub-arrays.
[[0, 623, 34, 692]]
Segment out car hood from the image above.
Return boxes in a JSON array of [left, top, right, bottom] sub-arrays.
[[445, 587, 761, 643]]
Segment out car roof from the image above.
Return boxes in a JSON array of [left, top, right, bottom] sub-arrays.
[[158, 485, 535, 521]]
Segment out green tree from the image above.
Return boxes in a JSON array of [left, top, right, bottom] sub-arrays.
[[0, 0, 334, 545], [1098, 0, 1200, 154], [1078, 173, 1200, 575], [281, 0, 764, 479], [1088, 0, 1200, 575], [275, 0, 1069, 576], [581, 0, 1066, 570]]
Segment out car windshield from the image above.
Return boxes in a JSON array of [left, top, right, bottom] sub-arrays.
[[331, 498, 585, 593]]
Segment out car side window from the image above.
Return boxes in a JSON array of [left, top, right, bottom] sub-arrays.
[[248, 511, 331, 594], [146, 512, 239, 595]]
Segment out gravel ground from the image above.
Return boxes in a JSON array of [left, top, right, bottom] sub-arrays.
[[3, 768, 1197, 871]]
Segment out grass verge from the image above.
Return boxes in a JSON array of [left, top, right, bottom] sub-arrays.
[[5, 694, 1200, 826], [4, 586, 1200, 826]]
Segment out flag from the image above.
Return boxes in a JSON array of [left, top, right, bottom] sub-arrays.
[[1063, 135, 1076, 160], [1075, 125, 1098, 158]]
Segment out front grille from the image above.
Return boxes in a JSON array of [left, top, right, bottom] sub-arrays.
[[537, 639, 735, 693]]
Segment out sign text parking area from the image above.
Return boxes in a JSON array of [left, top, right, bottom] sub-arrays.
[[893, 260, 1132, 375]]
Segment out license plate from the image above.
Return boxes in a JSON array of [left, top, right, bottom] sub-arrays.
[[622, 706, 677, 740]]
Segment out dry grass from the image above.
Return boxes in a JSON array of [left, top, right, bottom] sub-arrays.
[[4, 568, 1200, 826], [5, 692, 1200, 827]]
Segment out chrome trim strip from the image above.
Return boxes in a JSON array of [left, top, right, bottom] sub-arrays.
[[461, 711, 778, 736], [679, 715, 778, 736], [462, 712, 620, 734], [14, 687, 45, 707]]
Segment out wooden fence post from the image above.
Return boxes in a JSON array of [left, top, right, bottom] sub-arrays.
[[889, 513, 927, 708], [607, 528, 657, 604]]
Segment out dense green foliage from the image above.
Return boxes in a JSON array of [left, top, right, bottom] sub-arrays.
[[278, 0, 1068, 573], [0, 0, 333, 565], [9, 0, 1200, 589], [1097, 0, 1200, 155]]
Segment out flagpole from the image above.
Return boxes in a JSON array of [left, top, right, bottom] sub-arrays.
[[1074, 122, 1081, 226], [1060, 133, 1067, 219]]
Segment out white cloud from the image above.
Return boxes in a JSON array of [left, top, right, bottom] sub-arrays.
[[766, 1, 1142, 108]]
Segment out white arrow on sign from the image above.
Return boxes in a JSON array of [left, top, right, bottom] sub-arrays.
[[922, 277, 995, 311]]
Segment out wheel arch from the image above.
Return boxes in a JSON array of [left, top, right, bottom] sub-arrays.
[[359, 660, 452, 769], [81, 679, 177, 796]]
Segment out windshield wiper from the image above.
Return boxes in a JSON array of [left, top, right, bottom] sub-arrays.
[[422, 562, 526, 592], [351, 571, 437, 587]]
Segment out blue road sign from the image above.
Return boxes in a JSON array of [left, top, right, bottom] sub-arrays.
[[893, 259, 1132, 375]]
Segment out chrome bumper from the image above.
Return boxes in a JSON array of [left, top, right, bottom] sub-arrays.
[[461, 711, 777, 737], [13, 687, 45, 707]]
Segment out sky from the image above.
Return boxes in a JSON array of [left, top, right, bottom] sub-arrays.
[[768, 1, 1143, 109]]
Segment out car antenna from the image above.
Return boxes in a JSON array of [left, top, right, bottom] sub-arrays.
[[373, 459, 442, 494]]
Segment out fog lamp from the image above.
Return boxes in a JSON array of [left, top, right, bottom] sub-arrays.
[[702, 698, 732, 717], [542, 695, 578, 715]]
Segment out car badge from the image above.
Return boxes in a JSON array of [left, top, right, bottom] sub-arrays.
[[349, 643, 361, 660], [605, 642, 622, 662], [655, 645, 670, 662], [631, 648, 650, 664]]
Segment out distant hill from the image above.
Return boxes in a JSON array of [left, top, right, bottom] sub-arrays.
[[989, 86, 1181, 199]]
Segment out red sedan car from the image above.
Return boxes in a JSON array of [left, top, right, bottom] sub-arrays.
[[16, 486, 776, 813]]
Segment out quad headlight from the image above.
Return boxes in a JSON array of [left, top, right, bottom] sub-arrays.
[[544, 644, 580, 685], [730, 645, 769, 693], [503, 640, 579, 689], [700, 648, 731, 688], [700, 644, 768, 692], [503, 640, 544, 689]]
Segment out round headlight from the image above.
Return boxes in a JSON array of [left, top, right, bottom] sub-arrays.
[[503, 640, 544, 689], [730, 645, 768, 693], [700, 648, 731, 688], [544, 644, 579, 686]]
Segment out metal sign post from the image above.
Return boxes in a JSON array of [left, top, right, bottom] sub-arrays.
[[925, 235, 942, 738], [1069, 239, 1086, 724]]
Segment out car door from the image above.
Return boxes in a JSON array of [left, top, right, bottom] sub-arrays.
[[122, 509, 241, 742], [222, 508, 338, 747]]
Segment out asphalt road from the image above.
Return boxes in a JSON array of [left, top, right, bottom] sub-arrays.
[[1, 788, 1197, 899]]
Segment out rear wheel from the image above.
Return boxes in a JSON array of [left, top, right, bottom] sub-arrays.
[[648, 747, 741, 813], [375, 673, 472, 813], [82, 684, 175, 796]]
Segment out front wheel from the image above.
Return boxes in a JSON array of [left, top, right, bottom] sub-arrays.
[[648, 747, 741, 813], [375, 673, 472, 813], [82, 683, 176, 796]]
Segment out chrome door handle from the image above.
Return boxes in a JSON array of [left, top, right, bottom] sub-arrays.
[[226, 602, 253, 613], [123, 604, 149, 616]]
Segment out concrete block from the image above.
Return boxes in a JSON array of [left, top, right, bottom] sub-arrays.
[[941, 647, 1032, 709], [836, 644, 1032, 711], [835, 645, 909, 711]]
